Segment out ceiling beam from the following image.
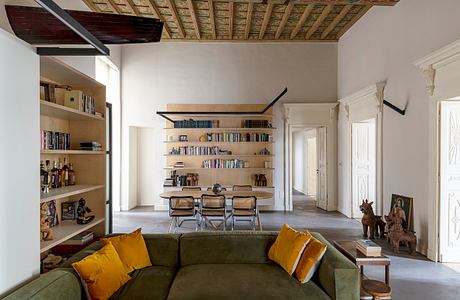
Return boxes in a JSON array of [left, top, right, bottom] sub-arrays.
[[259, 1, 274, 39], [290, 0, 397, 6], [186, 0, 201, 39], [337, 4, 371, 38], [123, 0, 137, 15], [147, 0, 171, 39], [305, 4, 332, 40], [166, 0, 186, 38], [106, 0, 122, 14], [245, 2, 254, 39], [229, 1, 234, 39], [275, 1, 293, 39], [320, 4, 352, 39], [290, 4, 314, 39], [82, 0, 100, 12], [208, 0, 217, 39]]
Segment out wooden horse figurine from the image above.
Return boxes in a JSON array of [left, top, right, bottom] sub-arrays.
[[385, 211, 417, 255], [360, 200, 386, 239]]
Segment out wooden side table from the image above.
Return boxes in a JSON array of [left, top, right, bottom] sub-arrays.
[[333, 240, 391, 299], [362, 280, 391, 300]]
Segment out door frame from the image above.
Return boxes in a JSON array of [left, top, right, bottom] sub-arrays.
[[284, 103, 338, 212], [339, 82, 385, 217], [415, 38, 460, 261]]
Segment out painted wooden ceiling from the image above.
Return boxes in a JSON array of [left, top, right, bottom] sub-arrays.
[[82, 0, 399, 41]]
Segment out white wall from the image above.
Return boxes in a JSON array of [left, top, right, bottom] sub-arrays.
[[121, 42, 337, 211], [337, 0, 460, 254], [0, 28, 40, 297], [293, 130, 305, 193]]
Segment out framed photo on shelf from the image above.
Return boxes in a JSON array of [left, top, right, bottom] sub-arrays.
[[179, 135, 188, 142], [61, 201, 77, 221]]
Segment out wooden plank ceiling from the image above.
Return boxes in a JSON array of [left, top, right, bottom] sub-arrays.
[[82, 0, 399, 41]]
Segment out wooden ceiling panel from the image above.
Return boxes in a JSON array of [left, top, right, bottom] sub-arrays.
[[83, 0, 399, 41]]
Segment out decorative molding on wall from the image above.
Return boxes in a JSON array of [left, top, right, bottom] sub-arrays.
[[415, 38, 460, 96], [283, 103, 338, 123], [339, 82, 386, 120]]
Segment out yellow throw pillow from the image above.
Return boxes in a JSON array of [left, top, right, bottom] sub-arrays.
[[100, 228, 152, 273], [72, 242, 131, 300], [268, 224, 312, 275], [294, 236, 327, 283]]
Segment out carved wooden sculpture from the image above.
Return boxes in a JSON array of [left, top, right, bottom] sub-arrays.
[[360, 200, 385, 239], [40, 203, 53, 241], [385, 211, 417, 255]]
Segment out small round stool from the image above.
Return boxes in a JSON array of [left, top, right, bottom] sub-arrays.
[[362, 279, 391, 300]]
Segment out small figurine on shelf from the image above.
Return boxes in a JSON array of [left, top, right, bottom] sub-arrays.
[[40, 203, 53, 241], [76, 198, 95, 225]]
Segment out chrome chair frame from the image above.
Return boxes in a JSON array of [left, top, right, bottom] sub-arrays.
[[168, 196, 199, 233], [232, 184, 253, 191], [200, 194, 227, 231]]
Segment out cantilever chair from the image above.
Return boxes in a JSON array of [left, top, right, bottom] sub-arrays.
[[182, 186, 202, 191], [231, 196, 258, 231], [168, 196, 199, 233], [200, 194, 226, 231], [232, 185, 253, 191]]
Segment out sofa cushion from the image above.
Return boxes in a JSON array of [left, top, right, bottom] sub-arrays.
[[180, 231, 277, 266], [167, 264, 330, 300], [110, 266, 176, 300]]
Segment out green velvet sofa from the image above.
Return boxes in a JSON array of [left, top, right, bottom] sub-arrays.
[[5, 231, 360, 300]]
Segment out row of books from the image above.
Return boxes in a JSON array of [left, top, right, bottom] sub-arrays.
[[169, 146, 230, 156], [40, 130, 71, 150], [202, 132, 272, 142], [203, 159, 247, 169], [64, 90, 96, 115], [242, 120, 270, 128], [80, 142, 102, 151], [356, 239, 382, 257], [173, 120, 219, 128]]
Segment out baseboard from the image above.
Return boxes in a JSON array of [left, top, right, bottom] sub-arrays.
[[426, 248, 437, 262]]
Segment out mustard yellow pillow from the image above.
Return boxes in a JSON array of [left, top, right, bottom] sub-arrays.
[[100, 228, 152, 273], [268, 224, 312, 275], [72, 242, 130, 300], [294, 236, 327, 283]]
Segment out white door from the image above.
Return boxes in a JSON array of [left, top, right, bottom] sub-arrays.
[[307, 136, 317, 197], [439, 101, 460, 262], [351, 120, 376, 218], [316, 127, 327, 210]]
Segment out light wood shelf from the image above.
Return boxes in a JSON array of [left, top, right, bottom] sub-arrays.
[[164, 185, 275, 189], [164, 167, 275, 170], [164, 141, 274, 144], [164, 127, 276, 131], [41, 150, 105, 155], [164, 154, 274, 157], [40, 218, 105, 253], [40, 100, 104, 121], [40, 185, 105, 203]]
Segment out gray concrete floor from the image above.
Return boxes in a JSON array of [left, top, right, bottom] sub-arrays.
[[113, 190, 460, 300]]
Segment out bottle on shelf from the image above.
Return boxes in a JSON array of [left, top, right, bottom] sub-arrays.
[[58, 159, 65, 188], [45, 160, 51, 190], [68, 163, 76, 186], [40, 161, 49, 193], [62, 158, 69, 186], [50, 161, 59, 188]]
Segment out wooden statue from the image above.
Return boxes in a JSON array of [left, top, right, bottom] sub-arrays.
[[385, 211, 417, 255], [40, 203, 53, 241], [186, 173, 199, 186], [360, 200, 385, 239]]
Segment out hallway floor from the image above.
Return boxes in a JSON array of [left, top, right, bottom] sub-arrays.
[[113, 190, 460, 300]]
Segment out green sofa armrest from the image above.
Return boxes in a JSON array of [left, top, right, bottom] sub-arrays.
[[3, 269, 81, 300], [312, 233, 360, 300]]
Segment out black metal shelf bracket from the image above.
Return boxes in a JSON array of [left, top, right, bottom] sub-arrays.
[[156, 87, 288, 122], [34, 0, 110, 56], [383, 99, 406, 116]]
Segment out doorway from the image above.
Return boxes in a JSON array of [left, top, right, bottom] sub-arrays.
[[439, 100, 460, 262], [351, 119, 377, 219], [292, 128, 317, 210]]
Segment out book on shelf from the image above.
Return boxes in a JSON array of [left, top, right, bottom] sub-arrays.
[[202, 132, 272, 142], [174, 162, 185, 168], [79, 142, 102, 151], [242, 120, 270, 128], [356, 239, 382, 257], [173, 119, 219, 128], [40, 130, 71, 150], [61, 231, 94, 245]]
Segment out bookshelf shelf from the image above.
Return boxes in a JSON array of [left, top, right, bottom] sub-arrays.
[[40, 100, 104, 121], [40, 218, 105, 253], [164, 167, 275, 171], [164, 141, 274, 144], [39, 57, 106, 255], [163, 127, 276, 131], [41, 150, 105, 155], [40, 184, 105, 203], [164, 154, 273, 157]]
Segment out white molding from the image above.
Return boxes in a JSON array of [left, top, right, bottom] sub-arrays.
[[414, 38, 460, 97], [339, 82, 386, 120], [283, 103, 338, 109]]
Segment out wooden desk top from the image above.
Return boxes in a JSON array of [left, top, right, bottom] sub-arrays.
[[159, 190, 273, 199], [333, 240, 390, 265]]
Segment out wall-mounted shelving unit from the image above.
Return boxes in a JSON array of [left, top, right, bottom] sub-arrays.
[[39, 57, 106, 254]]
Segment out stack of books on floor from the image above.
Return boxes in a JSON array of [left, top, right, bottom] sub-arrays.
[[356, 239, 382, 257]]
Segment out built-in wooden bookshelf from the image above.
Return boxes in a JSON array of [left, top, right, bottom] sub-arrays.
[[163, 104, 275, 204], [39, 57, 106, 254]]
